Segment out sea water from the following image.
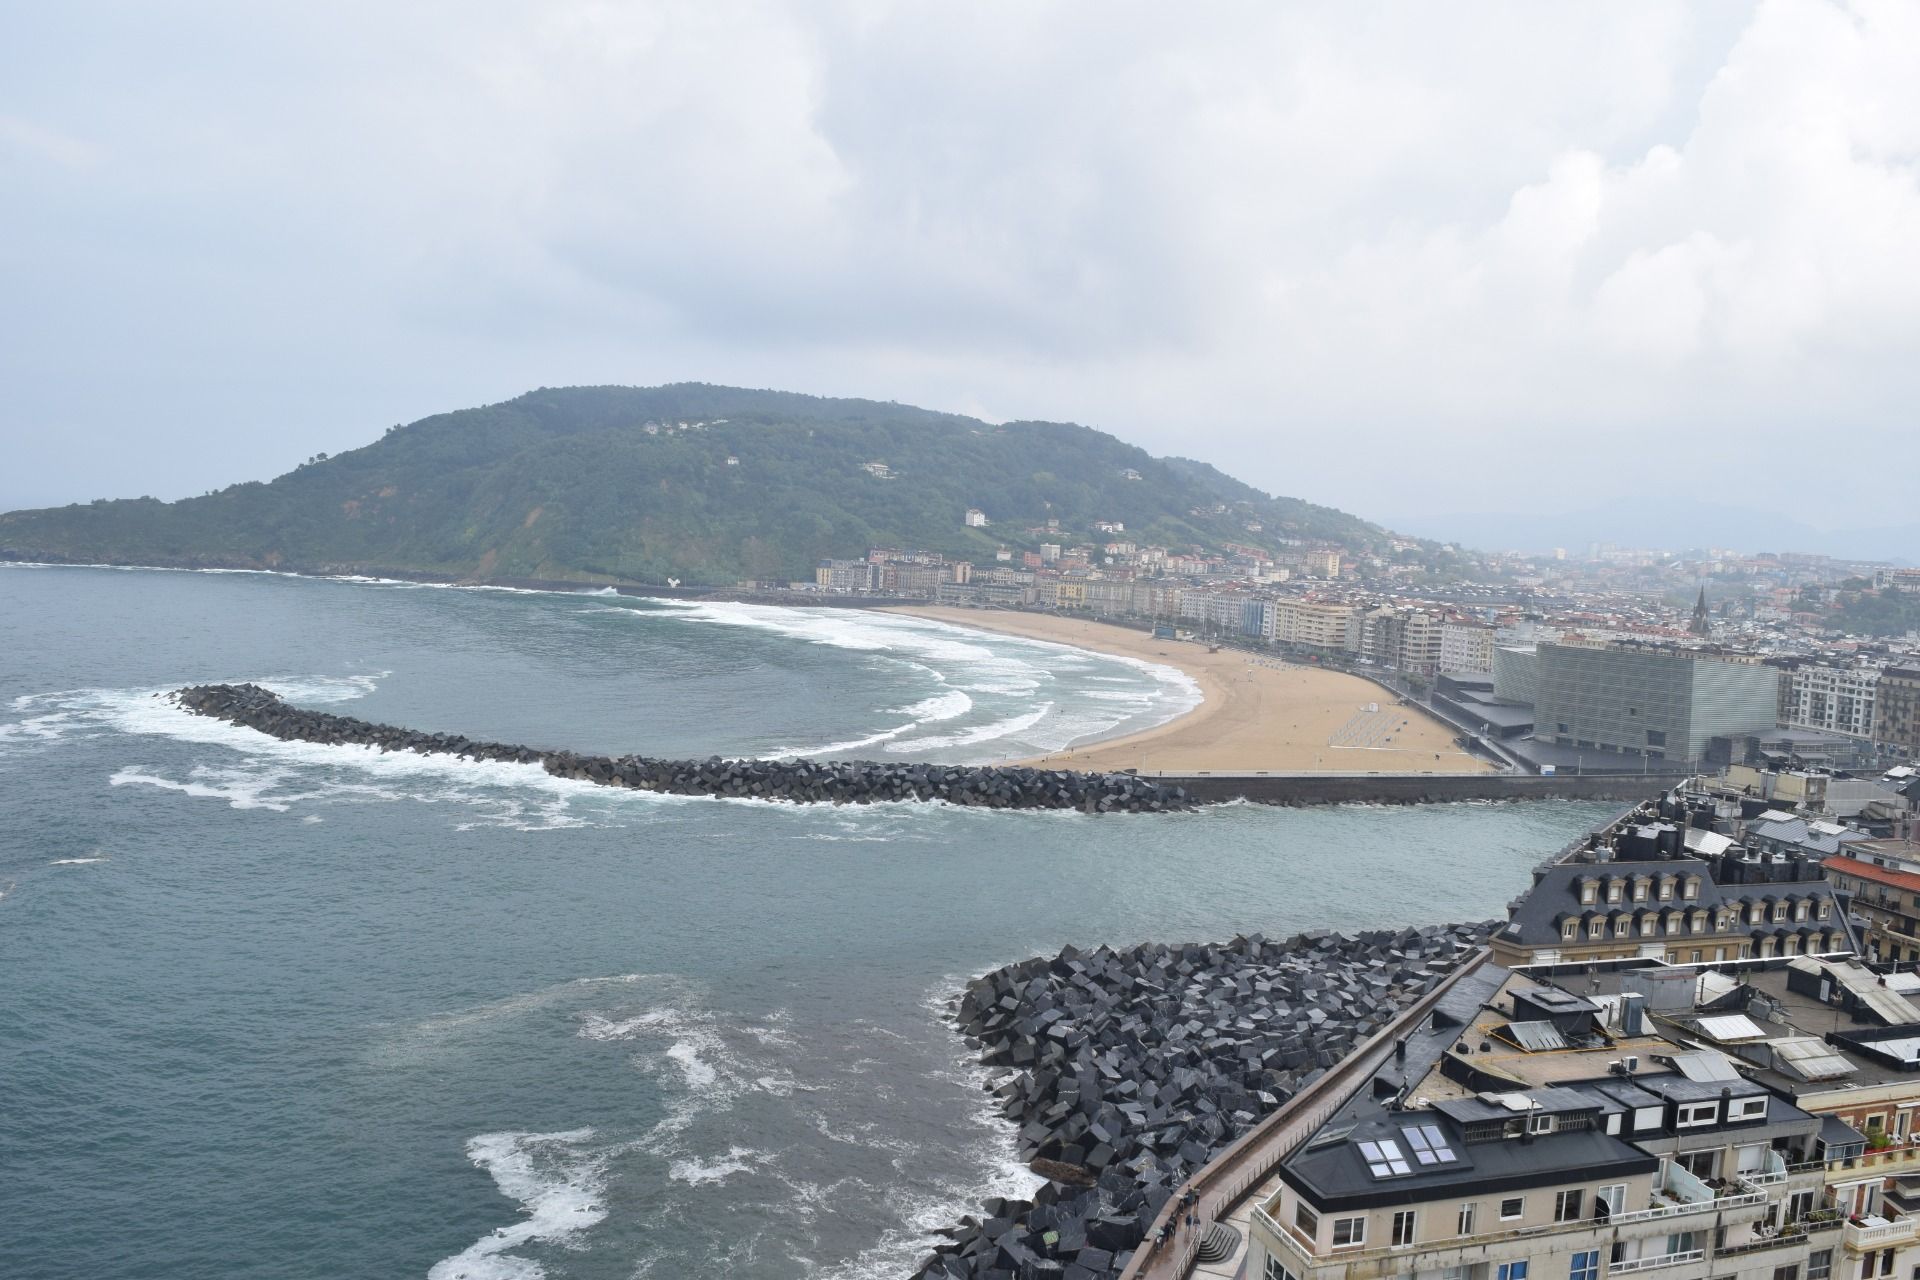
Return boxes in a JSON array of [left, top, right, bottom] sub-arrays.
[[0, 566, 1617, 1279]]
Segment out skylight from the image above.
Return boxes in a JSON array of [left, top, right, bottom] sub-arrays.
[[1403, 1124, 1459, 1166], [1359, 1139, 1411, 1177]]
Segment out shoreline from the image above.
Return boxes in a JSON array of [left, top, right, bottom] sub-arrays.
[[883, 606, 1491, 775]]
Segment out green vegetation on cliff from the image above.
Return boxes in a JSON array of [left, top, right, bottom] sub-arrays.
[[0, 384, 1385, 584]]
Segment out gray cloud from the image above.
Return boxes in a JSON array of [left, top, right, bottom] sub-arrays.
[[2, 1, 1915, 538]]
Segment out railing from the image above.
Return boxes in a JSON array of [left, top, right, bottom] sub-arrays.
[[1254, 1191, 1765, 1271], [1612, 1250, 1705, 1273], [1609, 1190, 1764, 1225], [1844, 1218, 1920, 1249]]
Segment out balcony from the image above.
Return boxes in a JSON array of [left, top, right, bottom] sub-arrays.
[[1844, 1217, 1920, 1251], [1611, 1250, 1705, 1273]]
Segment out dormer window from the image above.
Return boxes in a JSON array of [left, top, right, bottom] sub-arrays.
[[1773, 902, 1788, 922], [1580, 881, 1598, 905], [1633, 879, 1649, 902], [1615, 916, 1631, 938], [1641, 915, 1658, 936], [1607, 880, 1624, 904], [1794, 901, 1809, 922], [1563, 919, 1579, 941], [1659, 878, 1675, 901], [1817, 898, 1831, 919], [1683, 877, 1701, 901], [1529, 1113, 1554, 1135], [1677, 1101, 1719, 1128], [1589, 917, 1606, 939]]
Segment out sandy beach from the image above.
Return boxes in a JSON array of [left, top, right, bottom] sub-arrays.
[[885, 607, 1491, 775]]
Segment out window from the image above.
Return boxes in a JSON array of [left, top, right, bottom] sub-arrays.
[[1529, 1112, 1554, 1135], [1773, 1269, 1800, 1280], [1660, 880, 1674, 901], [1608, 881, 1624, 903], [1500, 1198, 1525, 1220], [1360, 1139, 1411, 1177], [1647, 729, 1666, 747], [1458, 1203, 1477, 1236], [1571, 1251, 1601, 1280], [1678, 1102, 1719, 1128], [1789, 1191, 1817, 1222], [1581, 881, 1598, 904], [1808, 1252, 1832, 1280], [1731, 1097, 1769, 1122], [1392, 1210, 1417, 1248], [1598, 1185, 1627, 1217], [1294, 1202, 1319, 1239], [1563, 920, 1579, 940], [1881, 1250, 1895, 1278], [1684, 878, 1700, 900], [1332, 1216, 1366, 1248], [1554, 1190, 1585, 1223], [1266, 1257, 1298, 1280], [1499, 1264, 1530, 1280]]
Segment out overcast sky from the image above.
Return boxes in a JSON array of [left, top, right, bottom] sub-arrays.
[[3, 1, 1916, 535]]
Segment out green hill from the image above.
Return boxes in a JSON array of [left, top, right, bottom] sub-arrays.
[[0, 384, 1387, 585]]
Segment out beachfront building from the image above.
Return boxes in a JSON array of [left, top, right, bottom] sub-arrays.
[[1249, 965, 1837, 1280], [1531, 642, 1781, 766], [1442, 621, 1497, 675], [1487, 794, 1853, 968], [1269, 601, 1362, 654]]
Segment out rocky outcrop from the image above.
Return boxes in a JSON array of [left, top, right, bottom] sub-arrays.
[[920, 923, 1492, 1280], [168, 683, 1191, 812]]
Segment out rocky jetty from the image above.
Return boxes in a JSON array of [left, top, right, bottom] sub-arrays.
[[169, 683, 1192, 812], [920, 923, 1492, 1280]]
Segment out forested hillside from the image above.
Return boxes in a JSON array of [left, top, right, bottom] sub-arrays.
[[1, 384, 1387, 584]]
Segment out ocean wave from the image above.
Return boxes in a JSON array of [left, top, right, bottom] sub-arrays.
[[887, 704, 1053, 753], [428, 1129, 607, 1280]]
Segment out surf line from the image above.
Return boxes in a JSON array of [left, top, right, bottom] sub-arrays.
[[167, 684, 1194, 814]]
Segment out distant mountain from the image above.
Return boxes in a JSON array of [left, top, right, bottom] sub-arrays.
[[0, 384, 1387, 585], [1401, 497, 1917, 564]]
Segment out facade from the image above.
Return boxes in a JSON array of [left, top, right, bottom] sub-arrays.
[[1782, 664, 1880, 741], [963, 508, 988, 528], [1825, 840, 1920, 964], [1532, 644, 1781, 765], [1271, 601, 1362, 654], [1251, 966, 1836, 1280], [1442, 622, 1497, 675], [1876, 670, 1920, 761]]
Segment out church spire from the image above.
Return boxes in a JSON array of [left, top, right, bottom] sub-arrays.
[[1690, 586, 1711, 637]]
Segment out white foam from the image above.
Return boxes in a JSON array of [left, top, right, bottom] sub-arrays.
[[49, 857, 108, 865], [666, 1145, 763, 1186], [888, 704, 1053, 753], [428, 1129, 607, 1280]]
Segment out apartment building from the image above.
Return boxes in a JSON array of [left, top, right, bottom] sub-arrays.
[[1876, 671, 1920, 762], [1825, 838, 1920, 964], [1270, 601, 1362, 654], [1443, 622, 1498, 675], [1781, 664, 1880, 742], [1251, 966, 1835, 1280]]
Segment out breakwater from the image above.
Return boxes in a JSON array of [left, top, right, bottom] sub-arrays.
[[169, 684, 1192, 812], [920, 923, 1492, 1280]]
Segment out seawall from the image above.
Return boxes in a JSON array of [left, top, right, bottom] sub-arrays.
[[1150, 770, 1687, 806], [169, 683, 1192, 813]]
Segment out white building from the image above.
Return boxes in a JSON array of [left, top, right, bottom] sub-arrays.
[[1784, 662, 1879, 739], [1440, 621, 1496, 674], [964, 508, 988, 528]]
